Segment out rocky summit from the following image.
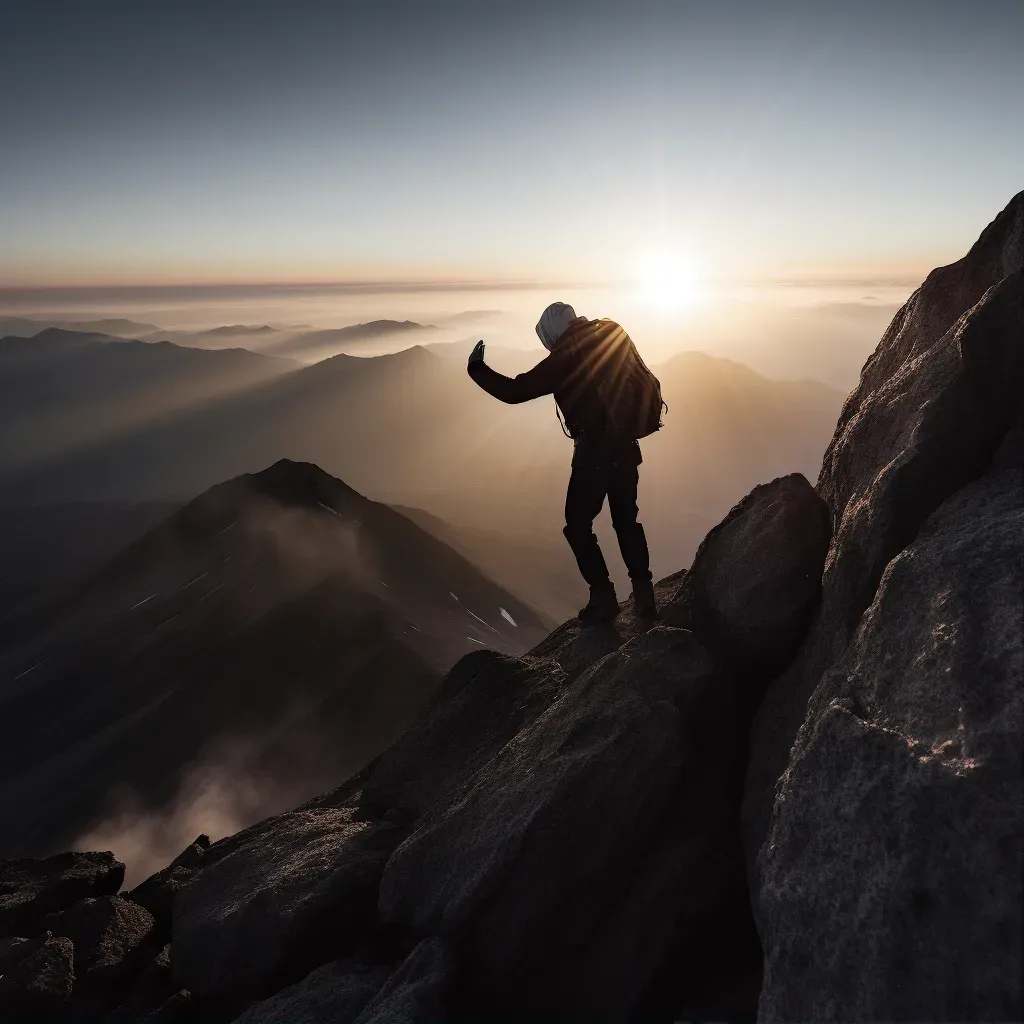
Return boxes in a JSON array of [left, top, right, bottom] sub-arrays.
[[0, 193, 1021, 1023]]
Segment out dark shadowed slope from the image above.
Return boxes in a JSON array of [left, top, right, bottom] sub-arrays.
[[0, 501, 180, 619], [0, 460, 550, 866]]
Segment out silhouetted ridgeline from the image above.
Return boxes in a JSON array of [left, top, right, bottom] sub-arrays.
[[0, 192, 1021, 1022]]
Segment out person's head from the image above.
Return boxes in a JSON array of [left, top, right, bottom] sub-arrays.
[[535, 302, 579, 352]]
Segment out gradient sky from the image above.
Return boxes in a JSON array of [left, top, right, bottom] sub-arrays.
[[1, 0, 1021, 286]]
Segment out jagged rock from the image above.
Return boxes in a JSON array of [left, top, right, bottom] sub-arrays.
[[44, 896, 155, 979], [140, 988, 190, 1022], [379, 628, 746, 1020], [104, 944, 174, 1023], [757, 469, 1024, 1021], [172, 807, 404, 1003], [231, 959, 391, 1024], [744, 194, 1024, 887], [662, 473, 830, 671], [0, 934, 74, 1021], [352, 938, 451, 1024], [128, 837, 209, 937], [0, 852, 124, 936], [360, 650, 565, 818]]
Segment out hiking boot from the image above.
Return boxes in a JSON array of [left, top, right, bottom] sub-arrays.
[[631, 578, 658, 621], [578, 581, 619, 624]]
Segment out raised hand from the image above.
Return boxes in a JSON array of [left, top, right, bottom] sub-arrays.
[[468, 340, 485, 368]]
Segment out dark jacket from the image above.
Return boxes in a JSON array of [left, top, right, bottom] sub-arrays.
[[467, 318, 641, 465]]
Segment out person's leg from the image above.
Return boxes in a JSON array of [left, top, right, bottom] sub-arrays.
[[564, 450, 619, 621], [563, 451, 611, 586], [608, 464, 657, 618], [607, 464, 651, 581]]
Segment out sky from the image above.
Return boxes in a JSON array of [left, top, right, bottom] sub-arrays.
[[1, 0, 1022, 288]]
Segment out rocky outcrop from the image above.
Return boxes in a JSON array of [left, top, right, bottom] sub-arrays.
[[746, 192, 1024, 1019], [172, 806, 405, 1004], [0, 853, 124, 936], [127, 836, 209, 942]]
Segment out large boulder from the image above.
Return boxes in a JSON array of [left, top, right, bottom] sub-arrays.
[[756, 469, 1023, 1021], [379, 628, 747, 1021], [661, 473, 830, 670], [0, 934, 74, 1021], [172, 805, 404, 1003], [231, 960, 391, 1024], [44, 896, 155, 979], [0, 852, 124, 936], [744, 194, 1024, 885]]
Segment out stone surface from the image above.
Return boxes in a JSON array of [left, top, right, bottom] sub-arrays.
[[757, 469, 1024, 1021], [105, 944, 175, 1023], [128, 836, 209, 938], [379, 628, 746, 1021], [45, 895, 155, 979], [172, 806, 404, 1002], [527, 570, 686, 681], [231, 959, 391, 1024], [0, 852, 124, 936], [360, 650, 564, 820], [352, 938, 451, 1024], [662, 474, 829, 671], [140, 988, 191, 1022], [744, 194, 1024, 887], [0, 934, 74, 1021]]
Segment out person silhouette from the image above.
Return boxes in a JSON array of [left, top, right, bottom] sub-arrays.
[[467, 302, 657, 623]]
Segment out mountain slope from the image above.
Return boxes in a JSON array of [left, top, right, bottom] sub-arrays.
[[0, 329, 295, 477], [268, 320, 438, 360], [0, 460, 550, 867]]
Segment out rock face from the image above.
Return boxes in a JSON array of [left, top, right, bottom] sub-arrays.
[[380, 629, 736, 1021], [758, 471, 1023, 1020], [747, 191, 1024, 1019], [172, 803, 406, 1003], [662, 473, 830, 671]]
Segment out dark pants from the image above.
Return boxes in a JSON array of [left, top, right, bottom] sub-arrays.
[[563, 445, 652, 587]]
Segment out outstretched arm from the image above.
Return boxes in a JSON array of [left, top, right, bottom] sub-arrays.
[[467, 342, 566, 404]]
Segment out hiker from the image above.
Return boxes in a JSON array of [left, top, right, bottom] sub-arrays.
[[467, 302, 660, 623]]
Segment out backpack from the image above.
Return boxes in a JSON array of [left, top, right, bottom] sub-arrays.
[[556, 319, 667, 440]]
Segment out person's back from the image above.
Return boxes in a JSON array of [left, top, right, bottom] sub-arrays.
[[467, 302, 657, 623]]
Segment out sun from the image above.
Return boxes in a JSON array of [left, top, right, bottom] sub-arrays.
[[634, 250, 704, 311]]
